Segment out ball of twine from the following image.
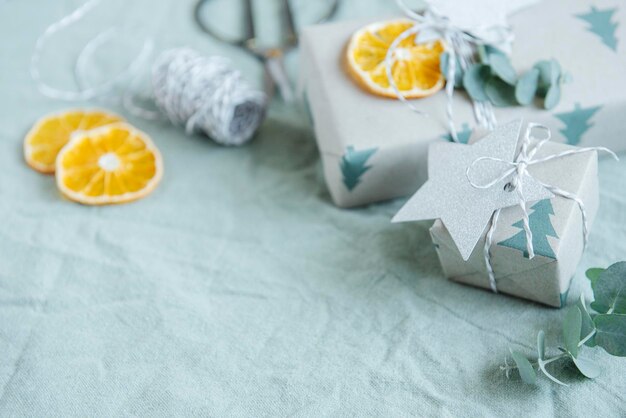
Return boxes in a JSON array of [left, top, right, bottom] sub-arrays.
[[152, 48, 268, 146]]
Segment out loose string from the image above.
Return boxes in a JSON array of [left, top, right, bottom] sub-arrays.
[[30, 0, 153, 102], [466, 123, 619, 293], [386, 0, 512, 141]]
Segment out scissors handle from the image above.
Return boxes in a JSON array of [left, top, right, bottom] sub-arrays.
[[194, 0, 341, 102], [264, 50, 294, 103]]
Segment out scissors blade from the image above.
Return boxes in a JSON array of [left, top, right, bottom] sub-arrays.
[[282, 0, 297, 46], [265, 54, 294, 103], [243, 0, 255, 44]]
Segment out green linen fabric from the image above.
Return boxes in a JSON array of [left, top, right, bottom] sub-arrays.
[[0, 0, 624, 416]]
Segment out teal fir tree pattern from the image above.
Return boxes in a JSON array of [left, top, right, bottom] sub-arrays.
[[340, 146, 377, 191], [498, 199, 559, 259], [576, 6, 620, 51], [555, 103, 602, 145], [442, 123, 473, 144]]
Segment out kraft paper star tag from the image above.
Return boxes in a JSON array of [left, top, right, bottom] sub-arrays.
[[392, 120, 554, 260]]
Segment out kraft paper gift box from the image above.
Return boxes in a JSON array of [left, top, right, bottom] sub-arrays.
[[301, 0, 625, 208], [429, 138, 598, 308]]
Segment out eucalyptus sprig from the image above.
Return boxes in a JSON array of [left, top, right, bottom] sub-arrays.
[[441, 46, 571, 110], [501, 262, 626, 385]]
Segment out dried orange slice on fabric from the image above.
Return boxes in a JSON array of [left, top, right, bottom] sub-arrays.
[[345, 19, 445, 99], [24, 109, 123, 174], [56, 123, 163, 205]]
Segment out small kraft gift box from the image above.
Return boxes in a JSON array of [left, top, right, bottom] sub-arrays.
[[393, 119, 616, 307], [300, 0, 625, 208]]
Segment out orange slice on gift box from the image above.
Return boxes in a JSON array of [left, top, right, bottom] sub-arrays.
[[24, 109, 123, 174], [345, 19, 445, 99], [56, 123, 163, 205]]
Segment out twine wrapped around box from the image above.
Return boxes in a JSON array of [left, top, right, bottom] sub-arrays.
[[384, 0, 513, 140], [464, 123, 617, 292]]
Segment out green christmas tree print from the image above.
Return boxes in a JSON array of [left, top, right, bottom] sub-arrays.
[[442, 123, 473, 144], [498, 199, 558, 259], [576, 6, 619, 51], [340, 146, 377, 191], [555, 103, 602, 145]]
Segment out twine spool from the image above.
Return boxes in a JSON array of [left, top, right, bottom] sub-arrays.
[[152, 48, 267, 146]]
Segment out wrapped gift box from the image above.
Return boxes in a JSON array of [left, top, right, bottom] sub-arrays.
[[429, 138, 598, 307], [301, 0, 625, 207]]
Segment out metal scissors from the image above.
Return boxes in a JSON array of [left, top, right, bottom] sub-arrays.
[[194, 0, 339, 102]]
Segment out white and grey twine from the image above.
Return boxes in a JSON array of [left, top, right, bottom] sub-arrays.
[[386, 0, 509, 141], [152, 49, 267, 146]]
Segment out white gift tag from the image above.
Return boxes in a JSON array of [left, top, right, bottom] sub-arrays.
[[505, 0, 543, 16], [392, 120, 554, 261], [427, 0, 508, 31], [423, 0, 542, 30]]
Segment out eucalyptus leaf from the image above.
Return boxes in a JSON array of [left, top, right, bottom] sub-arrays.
[[440, 52, 463, 87], [544, 85, 561, 110], [586, 268, 605, 285], [563, 306, 582, 357], [489, 53, 517, 85], [477, 45, 490, 64], [572, 355, 602, 379], [560, 71, 573, 84], [510, 350, 536, 384], [486, 45, 506, 58], [590, 261, 626, 314], [594, 314, 626, 357], [515, 68, 539, 105], [463, 64, 490, 101], [477, 45, 504, 65], [538, 359, 568, 386], [485, 76, 517, 107], [590, 301, 604, 313], [534, 59, 561, 97], [537, 330, 545, 360], [534, 59, 561, 85], [577, 295, 597, 347]]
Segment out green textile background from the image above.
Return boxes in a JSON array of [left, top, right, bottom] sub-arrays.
[[0, 0, 624, 416]]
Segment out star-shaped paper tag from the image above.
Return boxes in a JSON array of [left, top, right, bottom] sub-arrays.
[[392, 120, 554, 261]]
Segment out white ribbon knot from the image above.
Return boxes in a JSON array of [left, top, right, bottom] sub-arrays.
[[386, 0, 513, 141], [465, 123, 618, 293]]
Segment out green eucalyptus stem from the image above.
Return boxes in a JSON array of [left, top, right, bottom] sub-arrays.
[[503, 262, 626, 385], [500, 353, 568, 372], [540, 353, 569, 366], [578, 329, 597, 347]]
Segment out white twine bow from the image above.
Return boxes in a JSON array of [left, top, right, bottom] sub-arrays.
[[386, 0, 513, 141], [465, 123, 618, 293]]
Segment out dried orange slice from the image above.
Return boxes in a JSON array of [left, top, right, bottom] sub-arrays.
[[24, 109, 123, 174], [56, 123, 163, 205], [345, 19, 445, 99]]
